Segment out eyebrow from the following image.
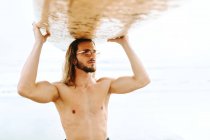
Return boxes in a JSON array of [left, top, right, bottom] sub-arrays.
[[80, 49, 96, 51]]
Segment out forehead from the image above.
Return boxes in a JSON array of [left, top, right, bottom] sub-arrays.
[[78, 41, 95, 50]]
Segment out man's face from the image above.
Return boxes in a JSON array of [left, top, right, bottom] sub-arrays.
[[76, 41, 97, 73]]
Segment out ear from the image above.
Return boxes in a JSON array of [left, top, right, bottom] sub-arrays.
[[73, 58, 77, 65]]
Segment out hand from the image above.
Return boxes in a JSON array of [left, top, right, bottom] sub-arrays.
[[32, 22, 50, 44], [107, 35, 129, 46]]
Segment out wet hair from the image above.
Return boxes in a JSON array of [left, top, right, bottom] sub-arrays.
[[62, 38, 93, 86]]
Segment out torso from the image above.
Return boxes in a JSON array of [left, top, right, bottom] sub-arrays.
[[54, 78, 111, 140]]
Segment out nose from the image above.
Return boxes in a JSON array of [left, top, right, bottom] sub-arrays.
[[89, 53, 96, 59]]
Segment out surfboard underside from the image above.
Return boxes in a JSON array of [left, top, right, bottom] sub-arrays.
[[33, 0, 177, 50]]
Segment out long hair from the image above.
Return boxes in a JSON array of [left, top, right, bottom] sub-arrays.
[[62, 38, 93, 86]]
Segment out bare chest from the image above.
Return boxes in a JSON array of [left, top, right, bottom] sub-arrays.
[[57, 84, 110, 116]]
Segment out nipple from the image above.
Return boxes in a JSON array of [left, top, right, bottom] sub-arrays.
[[72, 110, 76, 114]]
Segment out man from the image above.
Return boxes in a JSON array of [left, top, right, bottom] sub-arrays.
[[17, 23, 150, 140]]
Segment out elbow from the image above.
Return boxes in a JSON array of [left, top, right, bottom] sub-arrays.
[[17, 85, 26, 97], [143, 78, 151, 87], [136, 76, 151, 88], [17, 84, 31, 97]]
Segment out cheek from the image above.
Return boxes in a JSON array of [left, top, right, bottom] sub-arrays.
[[77, 57, 86, 64]]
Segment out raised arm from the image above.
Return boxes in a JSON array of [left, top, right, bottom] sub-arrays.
[[108, 35, 150, 94], [17, 23, 59, 103]]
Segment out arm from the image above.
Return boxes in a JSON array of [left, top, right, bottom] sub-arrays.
[[17, 23, 59, 103], [108, 35, 150, 94]]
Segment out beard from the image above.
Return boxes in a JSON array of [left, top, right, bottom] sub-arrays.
[[76, 61, 96, 73]]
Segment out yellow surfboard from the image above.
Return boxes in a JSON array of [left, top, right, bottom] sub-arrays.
[[33, 0, 176, 50]]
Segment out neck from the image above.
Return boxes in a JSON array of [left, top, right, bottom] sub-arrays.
[[75, 68, 95, 87]]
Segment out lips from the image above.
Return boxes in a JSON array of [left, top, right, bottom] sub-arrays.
[[88, 59, 96, 64]]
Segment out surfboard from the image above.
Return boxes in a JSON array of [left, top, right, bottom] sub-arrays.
[[33, 0, 177, 50]]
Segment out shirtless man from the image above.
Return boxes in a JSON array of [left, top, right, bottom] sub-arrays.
[[17, 23, 150, 140]]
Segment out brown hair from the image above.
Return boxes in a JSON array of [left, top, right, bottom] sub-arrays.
[[62, 38, 93, 86]]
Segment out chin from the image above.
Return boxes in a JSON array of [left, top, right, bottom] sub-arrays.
[[90, 68, 96, 73], [84, 67, 96, 73]]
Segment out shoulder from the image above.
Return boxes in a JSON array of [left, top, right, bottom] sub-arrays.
[[96, 77, 116, 88], [52, 81, 75, 100], [52, 81, 64, 86], [52, 81, 70, 91], [97, 77, 114, 83]]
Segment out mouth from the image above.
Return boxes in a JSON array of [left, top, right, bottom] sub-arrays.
[[88, 59, 96, 64]]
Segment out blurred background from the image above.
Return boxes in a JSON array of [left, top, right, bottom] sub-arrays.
[[0, 0, 209, 140]]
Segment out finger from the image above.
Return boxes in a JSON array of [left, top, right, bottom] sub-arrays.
[[107, 36, 123, 42], [107, 38, 114, 42], [46, 29, 51, 36], [108, 38, 118, 42], [32, 22, 36, 29], [32, 22, 38, 27], [118, 36, 124, 39], [107, 37, 116, 42], [107, 38, 111, 41], [32, 22, 40, 31], [45, 31, 51, 38]]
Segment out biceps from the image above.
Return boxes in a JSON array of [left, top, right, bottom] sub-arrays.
[[29, 81, 59, 103], [110, 76, 141, 94]]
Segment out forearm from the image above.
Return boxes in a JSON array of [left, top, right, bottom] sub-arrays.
[[122, 42, 150, 82], [18, 42, 43, 88]]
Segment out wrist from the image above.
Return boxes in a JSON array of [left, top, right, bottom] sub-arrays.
[[34, 41, 44, 47], [121, 41, 130, 48]]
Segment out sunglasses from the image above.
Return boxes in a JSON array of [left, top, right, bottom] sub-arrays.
[[77, 49, 100, 57]]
